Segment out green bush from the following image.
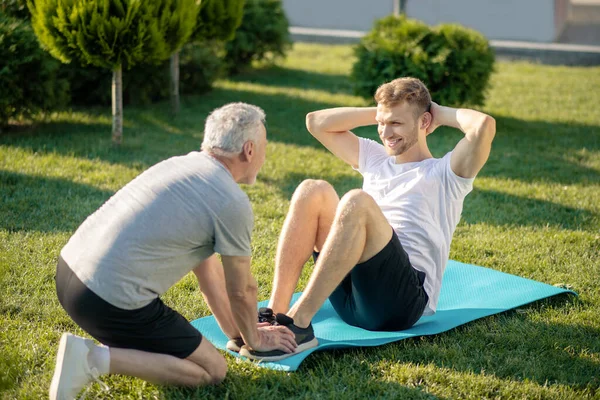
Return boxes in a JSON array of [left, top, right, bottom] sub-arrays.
[[0, 15, 69, 125], [225, 0, 291, 73], [1, 0, 30, 19], [351, 15, 495, 107], [178, 40, 225, 95], [193, 0, 245, 42], [62, 41, 224, 106]]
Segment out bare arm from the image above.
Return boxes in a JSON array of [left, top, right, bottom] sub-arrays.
[[428, 103, 496, 178], [193, 254, 239, 340], [221, 255, 296, 352], [305, 107, 377, 168]]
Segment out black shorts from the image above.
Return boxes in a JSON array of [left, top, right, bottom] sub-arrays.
[[55, 256, 202, 359], [315, 231, 429, 331]]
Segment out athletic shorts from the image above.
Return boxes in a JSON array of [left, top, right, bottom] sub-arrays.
[[314, 231, 429, 331], [55, 256, 202, 358]]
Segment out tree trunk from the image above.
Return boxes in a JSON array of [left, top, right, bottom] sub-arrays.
[[393, 0, 400, 15], [112, 65, 123, 145], [170, 51, 180, 117]]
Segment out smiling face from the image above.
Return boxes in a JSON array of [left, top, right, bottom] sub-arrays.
[[376, 102, 421, 156]]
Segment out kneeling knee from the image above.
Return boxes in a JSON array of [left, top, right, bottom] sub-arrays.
[[210, 370, 226, 385], [190, 359, 227, 386], [209, 360, 227, 385]]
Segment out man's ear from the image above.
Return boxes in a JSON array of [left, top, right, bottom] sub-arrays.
[[242, 140, 254, 162], [420, 112, 432, 131]]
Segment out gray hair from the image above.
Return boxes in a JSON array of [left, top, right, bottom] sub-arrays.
[[201, 102, 266, 156]]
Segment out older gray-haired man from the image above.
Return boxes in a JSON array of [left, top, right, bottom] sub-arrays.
[[50, 103, 296, 400]]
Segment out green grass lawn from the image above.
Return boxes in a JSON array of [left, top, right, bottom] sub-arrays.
[[1, 43, 599, 399]]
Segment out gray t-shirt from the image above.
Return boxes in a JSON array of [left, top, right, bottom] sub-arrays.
[[60, 151, 253, 310]]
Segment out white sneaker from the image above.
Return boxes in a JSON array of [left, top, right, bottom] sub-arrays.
[[49, 333, 108, 400]]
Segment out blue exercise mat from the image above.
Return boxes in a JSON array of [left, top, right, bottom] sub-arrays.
[[190, 260, 575, 371]]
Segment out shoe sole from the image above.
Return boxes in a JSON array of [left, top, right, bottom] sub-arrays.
[[240, 337, 319, 362], [49, 333, 73, 400]]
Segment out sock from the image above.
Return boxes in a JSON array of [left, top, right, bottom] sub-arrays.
[[87, 344, 110, 375]]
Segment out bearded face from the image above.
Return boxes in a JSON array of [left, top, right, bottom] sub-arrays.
[[376, 102, 421, 156]]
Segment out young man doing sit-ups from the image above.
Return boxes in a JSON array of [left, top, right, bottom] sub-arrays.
[[231, 77, 496, 361]]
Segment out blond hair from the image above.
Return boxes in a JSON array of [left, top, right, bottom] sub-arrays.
[[374, 77, 431, 117]]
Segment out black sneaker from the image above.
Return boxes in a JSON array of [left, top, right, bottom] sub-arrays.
[[257, 307, 277, 324], [239, 313, 318, 361], [226, 307, 278, 352]]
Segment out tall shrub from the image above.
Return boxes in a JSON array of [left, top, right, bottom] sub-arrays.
[[0, 15, 69, 126], [224, 0, 291, 73], [193, 0, 245, 42], [352, 15, 495, 107], [28, 0, 199, 144]]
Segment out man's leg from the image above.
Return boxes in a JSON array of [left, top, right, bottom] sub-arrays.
[[287, 189, 393, 328], [267, 179, 339, 314], [239, 189, 394, 361], [50, 332, 227, 399], [108, 338, 226, 385], [52, 258, 228, 399]]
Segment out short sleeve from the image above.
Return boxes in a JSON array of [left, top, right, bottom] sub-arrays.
[[440, 152, 475, 201], [213, 195, 254, 257], [356, 137, 389, 173]]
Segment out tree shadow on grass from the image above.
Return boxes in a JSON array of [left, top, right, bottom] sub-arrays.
[[229, 65, 354, 94], [463, 188, 598, 230], [159, 360, 445, 399], [0, 171, 113, 233]]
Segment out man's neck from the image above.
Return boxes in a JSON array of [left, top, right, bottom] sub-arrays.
[[207, 152, 243, 183], [394, 141, 433, 164]]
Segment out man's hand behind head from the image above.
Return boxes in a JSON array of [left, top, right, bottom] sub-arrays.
[[425, 102, 441, 136]]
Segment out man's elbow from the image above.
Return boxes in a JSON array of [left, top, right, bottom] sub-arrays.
[[305, 112, 320, 137], [477, 115, 496, 142]]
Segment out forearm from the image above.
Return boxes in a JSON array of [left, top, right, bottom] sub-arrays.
[[200, 285, 240, 339], [435, 105, 494, 140], [194, 257, 240, 339], [228, 282, 260, 348], [306, 107, 377, 134], [435, 103, 497, 178]]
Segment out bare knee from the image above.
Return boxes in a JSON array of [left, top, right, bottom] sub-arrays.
[[208, 359, 227, 385], [292, 179, 337, 207], [338, 189, 374, 219], [190, 357, 227, 386], [185, 341, 228, 386]]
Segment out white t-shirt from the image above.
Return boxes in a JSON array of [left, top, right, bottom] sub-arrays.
[[357, 138, 474, 315], [61, 151, 253, 310]]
